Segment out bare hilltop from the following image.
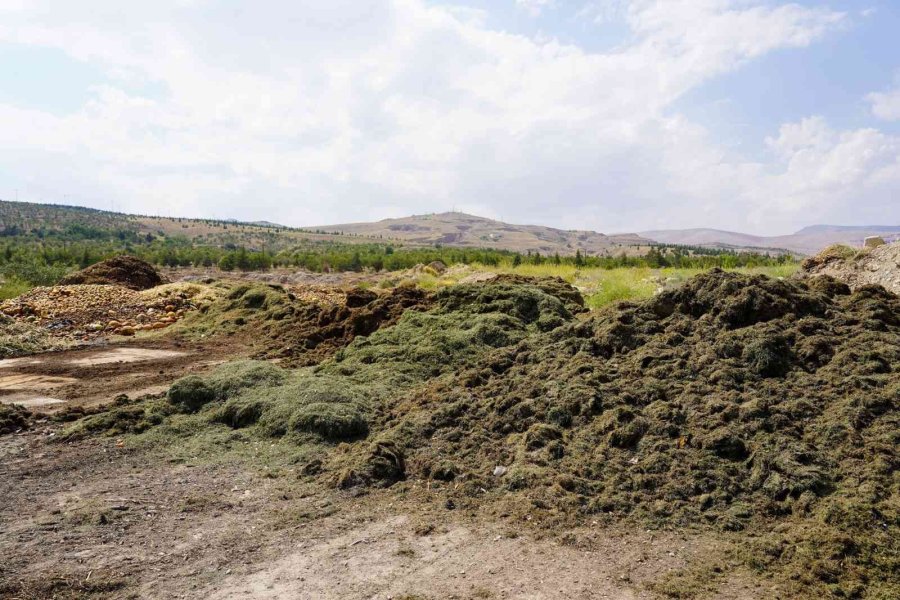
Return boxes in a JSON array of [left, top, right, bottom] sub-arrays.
[[314, 211, 651, 255]]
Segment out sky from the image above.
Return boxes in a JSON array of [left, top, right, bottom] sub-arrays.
[[0, 0, 897, 235]]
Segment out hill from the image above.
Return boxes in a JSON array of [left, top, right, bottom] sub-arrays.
[[314, 212, 651, 255], [641, 225, 900, 255], [0, 200, 368, 252], [2, 201, 654, 256]]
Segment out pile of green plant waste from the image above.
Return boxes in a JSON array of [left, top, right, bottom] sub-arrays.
[[0, 313, 66, 358], [169, 281, 299, 339], [376, 270, 898, 598], [62, 271, 898, 597], [0, 403, 31, 434], [65, 276, 583, 471]]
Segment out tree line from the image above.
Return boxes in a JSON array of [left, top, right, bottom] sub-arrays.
[[0, 230, 792, 293]]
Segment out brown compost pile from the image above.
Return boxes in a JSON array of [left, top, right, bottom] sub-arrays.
[[267, 286, 434, 365], [369, 270, 899, 597], [58, 256, 165, 290], [173, 281, 434, 365]]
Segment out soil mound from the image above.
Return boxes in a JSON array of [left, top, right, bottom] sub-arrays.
[[59, 256, 165, 290], [798, 241, 900, 294]]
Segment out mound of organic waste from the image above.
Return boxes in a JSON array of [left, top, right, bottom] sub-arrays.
[[799, 241, 900, 295], [0, 403, 31, 434], [63, 271, 898, 597], [0, 283, 200, 339], [175, 282, 435, 365], [377, 270, 898, 597], [0, 313, 66, 358], [59, 256, 165, 290], [69, 276, 582, 454], [268, 285, 434, 366]]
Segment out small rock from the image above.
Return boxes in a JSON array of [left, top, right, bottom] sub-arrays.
[[492, 465, 508, 477]]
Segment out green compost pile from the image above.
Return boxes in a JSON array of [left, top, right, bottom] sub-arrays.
[[63, 275, 582, 462], [382, 270, 899, 598], [64, 271, 898, 597], [0, 312, 65, 358]]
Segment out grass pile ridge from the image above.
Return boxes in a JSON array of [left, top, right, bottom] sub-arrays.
[[66, 275, 581, 457], [381, 270, 898, 597], [62, 271, 898, 597]]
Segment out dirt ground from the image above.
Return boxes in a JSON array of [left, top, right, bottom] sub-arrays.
[[0, 339, 243, 413], [0, 421, 767, 600]]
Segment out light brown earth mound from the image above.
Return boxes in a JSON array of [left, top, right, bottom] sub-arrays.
[[0, 283, 201, 339], [58, 255, 166, 290], [798, 242, 900, 294]]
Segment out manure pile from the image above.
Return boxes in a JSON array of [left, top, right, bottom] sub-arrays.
[[58, 255, 166, 290], [62, 271, 898, 597]]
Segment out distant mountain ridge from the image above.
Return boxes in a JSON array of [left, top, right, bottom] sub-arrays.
[[4, 199, 890, 257], [795, 225, 900, 235], [312, 212, 651, 255], [0, 201, 650, 256], [640, 225, 900, 255]]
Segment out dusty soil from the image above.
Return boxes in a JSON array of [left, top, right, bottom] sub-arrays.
[[0, 339, 246, 414], [0, 427, 765, 600]]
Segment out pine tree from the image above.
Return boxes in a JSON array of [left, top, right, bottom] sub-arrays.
[[574, 249, 584, 267]]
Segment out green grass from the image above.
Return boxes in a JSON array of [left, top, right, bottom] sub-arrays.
[[0, 278, 31, 300], [392, 263, 799, 309]]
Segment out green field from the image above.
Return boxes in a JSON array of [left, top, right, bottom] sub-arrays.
[[404, 262, 799, 309]]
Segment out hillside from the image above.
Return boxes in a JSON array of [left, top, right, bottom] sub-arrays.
[[0, 200, 370, 252], [2, 201, 653, 256], [641, 225, 900, 255], [314, 212, 651, 255]]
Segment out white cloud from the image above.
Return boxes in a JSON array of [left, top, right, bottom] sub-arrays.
[[867, 87, 900, 121], [516, 0, 555, 18], [0, 0, 894, 235], [577, 1, 629, 24]]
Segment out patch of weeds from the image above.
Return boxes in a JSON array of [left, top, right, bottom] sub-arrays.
[[0, 402, 31, 434], [60, 397, 175, 441], [649, 561, 727, 599]]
